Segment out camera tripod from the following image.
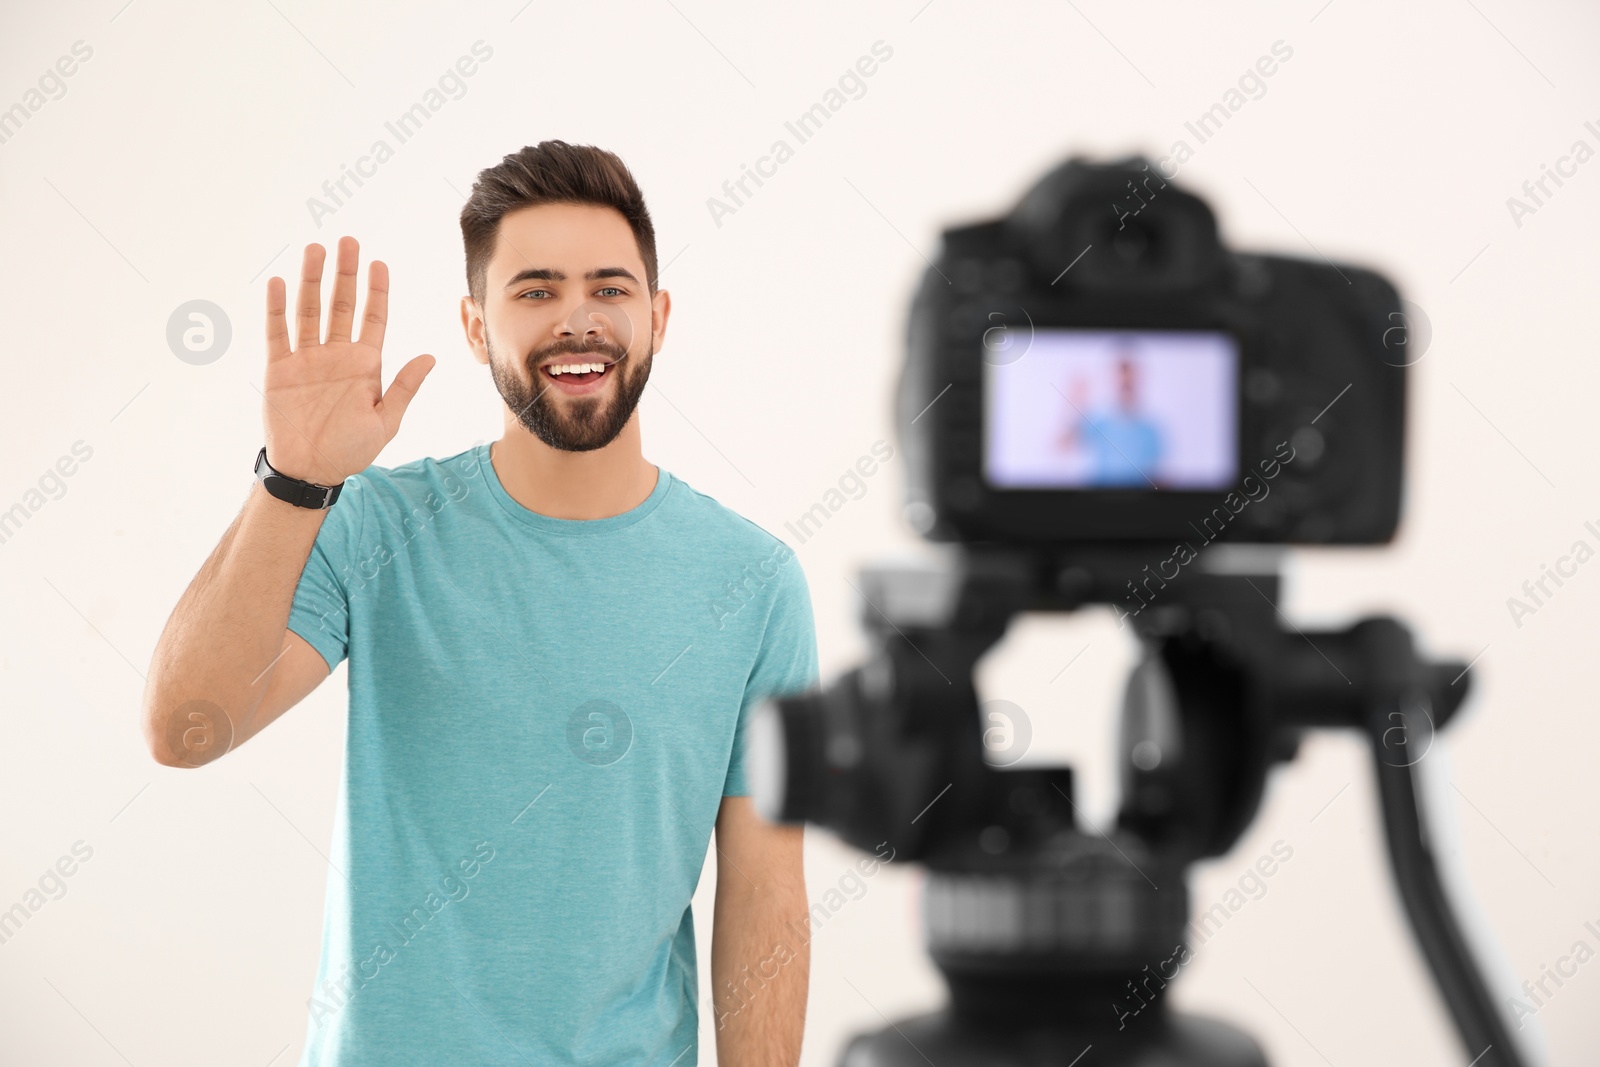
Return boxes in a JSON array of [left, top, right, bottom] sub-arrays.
[[755, 546, 1528, 1067]]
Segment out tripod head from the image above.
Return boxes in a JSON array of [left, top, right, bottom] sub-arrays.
[[751, 546, 1525, 1066]]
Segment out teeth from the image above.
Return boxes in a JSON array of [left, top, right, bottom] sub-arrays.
[[548, 362, 608, 376]]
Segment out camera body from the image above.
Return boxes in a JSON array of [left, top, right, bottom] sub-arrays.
[[896, 155, 1408, 547]]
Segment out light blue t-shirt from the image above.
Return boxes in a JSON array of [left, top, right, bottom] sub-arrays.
[[1084, 411, 1163, 486], [285, 442, 819, 1066]]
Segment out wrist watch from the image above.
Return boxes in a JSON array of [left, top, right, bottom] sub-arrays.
[[254, 447, 345, 509]]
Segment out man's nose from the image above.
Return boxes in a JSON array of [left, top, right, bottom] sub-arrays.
[[559, 305, 610, 342]]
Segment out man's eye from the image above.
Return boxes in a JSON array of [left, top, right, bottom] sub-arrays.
[[598, 287, 625, 297], [518, 289, 550, 299]]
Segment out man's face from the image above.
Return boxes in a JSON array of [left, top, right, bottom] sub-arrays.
[[465, 202, 668, 452], [1116, 355, 1139, 411]]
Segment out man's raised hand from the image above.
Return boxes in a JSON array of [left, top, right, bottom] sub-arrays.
[[262, 237, 435, 486]]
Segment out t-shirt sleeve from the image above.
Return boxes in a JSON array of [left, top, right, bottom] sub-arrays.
[[285, 475, 368, 673], [723, 547, 820, 797]]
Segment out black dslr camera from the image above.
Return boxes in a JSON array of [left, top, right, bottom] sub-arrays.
[[749, 157, 1528, 1067], [898, 154, 1406, 547]]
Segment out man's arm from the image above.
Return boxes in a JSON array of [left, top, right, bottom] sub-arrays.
[[140, 237, 433, 767], [141, 487, 334, 766], [711, 795, 809, 1066]]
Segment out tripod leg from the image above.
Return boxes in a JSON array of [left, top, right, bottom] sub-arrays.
[[1367, 705, 1532, 1067]]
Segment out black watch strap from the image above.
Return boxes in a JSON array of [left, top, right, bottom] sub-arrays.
[[254, 447, 345, 509]]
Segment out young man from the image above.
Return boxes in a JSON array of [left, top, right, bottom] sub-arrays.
[[141, 141, 817, 1065]]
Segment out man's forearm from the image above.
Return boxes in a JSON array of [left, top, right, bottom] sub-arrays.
[[710, 879, 810, 1066], [142, 482, 327, 763]]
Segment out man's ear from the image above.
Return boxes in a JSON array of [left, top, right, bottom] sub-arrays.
[[649, 288, 671, 356], [461, 295, 489, 366]]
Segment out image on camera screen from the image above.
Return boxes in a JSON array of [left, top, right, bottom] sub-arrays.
[[983, 328, 1239, 491]]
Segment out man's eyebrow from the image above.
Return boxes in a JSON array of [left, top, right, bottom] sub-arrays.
[[502, 266, 641, 289]]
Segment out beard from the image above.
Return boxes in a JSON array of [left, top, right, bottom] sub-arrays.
[[486, 328, 653, 453]]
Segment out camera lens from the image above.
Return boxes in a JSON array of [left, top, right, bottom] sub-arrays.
[[748, 698, 788, 823]]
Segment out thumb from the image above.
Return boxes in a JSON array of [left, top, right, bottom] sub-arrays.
[[380, 354, 436, 438]]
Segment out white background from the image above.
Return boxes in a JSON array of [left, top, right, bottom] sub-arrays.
[[2, 1, 1597, 1065]]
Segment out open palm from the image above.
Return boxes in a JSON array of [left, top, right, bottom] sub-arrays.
[[262, 238, 434, 487]]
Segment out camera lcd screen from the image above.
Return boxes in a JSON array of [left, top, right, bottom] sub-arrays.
[[983, 329, 1239, 490]]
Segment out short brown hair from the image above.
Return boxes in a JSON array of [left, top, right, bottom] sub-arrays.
[[459, 140, 658, 305]]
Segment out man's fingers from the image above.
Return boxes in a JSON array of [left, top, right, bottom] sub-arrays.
[[266, 276, 291, 362], [380, 353, 436, 439], [358, 260, 390, 351], [325, 237, 360, 344], [295, 243, 326, 350]]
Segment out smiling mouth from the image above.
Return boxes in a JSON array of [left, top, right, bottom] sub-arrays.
[[541, 360, 615, 386]]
